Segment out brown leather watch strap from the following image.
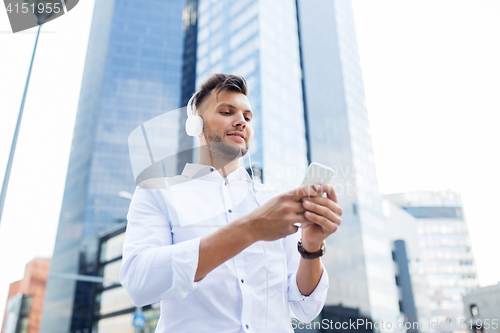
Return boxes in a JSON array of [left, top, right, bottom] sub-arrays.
[[297, 240, 325, 259]]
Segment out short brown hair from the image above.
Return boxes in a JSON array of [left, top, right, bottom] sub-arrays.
[[194, 73, 248, 113]]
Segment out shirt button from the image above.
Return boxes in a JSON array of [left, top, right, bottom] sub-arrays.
[[246, 325, 249, 329], [240, 279, 244, 283], [210, 167, 214, 172], [228, 209, 232, 213]]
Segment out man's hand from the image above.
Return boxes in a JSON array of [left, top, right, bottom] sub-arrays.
[[195, 185, 318, 281], [300, 184, 342, 252], [246, 186, 319, 242]]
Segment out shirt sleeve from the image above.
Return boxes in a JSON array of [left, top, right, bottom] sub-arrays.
[[119, 184, 202, 307], [284, 230, 329, 323]]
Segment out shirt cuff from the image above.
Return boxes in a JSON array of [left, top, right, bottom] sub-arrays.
[[162, 237, 202, 299], [288, 262, 329, 302]]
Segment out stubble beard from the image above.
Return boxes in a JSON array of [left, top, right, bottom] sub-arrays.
[[203, 125, 249, 162]]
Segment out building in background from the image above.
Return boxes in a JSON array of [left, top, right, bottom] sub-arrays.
[[40, 0, 187, 332], [463, 284, 500, 333], [1, 258, 50, 333], [392, 240, 419, 332], [321, 305, 374, 333], [296, 0, 400, 323], [93, 223, 160, 333], [385, 190, 479, 332], [42, 0, 401, 331], [383, 198, 432, 331], [196, 0, 400, 325]]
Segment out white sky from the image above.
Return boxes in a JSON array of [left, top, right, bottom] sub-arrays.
[[0, 0, 499, 326]]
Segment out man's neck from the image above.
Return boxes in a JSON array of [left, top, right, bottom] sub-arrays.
[[198, 148, 241, 177]]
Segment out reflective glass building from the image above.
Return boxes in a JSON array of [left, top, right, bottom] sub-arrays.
[[195, 0, 400, 326], [43, 0, 401, 331], [296, 0, 401, 324], [385, 190, 479, 331], [40, 0, 186, 332], [196, 0, 309, 191]]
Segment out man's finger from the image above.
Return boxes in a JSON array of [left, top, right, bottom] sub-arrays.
[[302, 196, 343, 216], [303, 211, 339, 234], [290, 201, 306, 214], [302, 199, 342, 226], [313, 184, 338, 204], [284, 185, 318, 201], [290, 212, 315, 225]]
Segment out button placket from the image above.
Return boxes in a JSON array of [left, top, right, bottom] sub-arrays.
[[221, 180, 235, 219], [234, 253, 251, 332], [219, 175, 251, 330]]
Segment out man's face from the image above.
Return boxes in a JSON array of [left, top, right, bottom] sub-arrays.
[[198, 89, 253, 158]]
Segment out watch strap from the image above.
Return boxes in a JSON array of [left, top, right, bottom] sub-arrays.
[[297, 240, 325, 259]]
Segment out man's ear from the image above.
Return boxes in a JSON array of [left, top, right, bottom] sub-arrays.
[[199, 124, 205, 139]]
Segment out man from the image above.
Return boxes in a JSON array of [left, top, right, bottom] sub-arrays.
[[120, 73, 343, 332]]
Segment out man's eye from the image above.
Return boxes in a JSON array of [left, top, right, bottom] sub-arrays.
[[245, 117, 251, 121], [221, 111, 231, 115]]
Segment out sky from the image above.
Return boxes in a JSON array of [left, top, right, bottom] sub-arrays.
[[351, 0, 500, 289], [0, 0, 499, 326]]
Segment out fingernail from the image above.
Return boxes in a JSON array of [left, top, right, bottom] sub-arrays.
[[313, 184, 320, 191], [303, 200, 310, 206]]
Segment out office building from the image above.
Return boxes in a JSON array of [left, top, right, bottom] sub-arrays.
[[1, 258, 50, 333], [392, 240, 419, 332], [463, 284, 500, 333], [43, 0, 401, 331], [296, 0, 400, 323], [93, 223, 160, 333], [40, 0, 186, 332], [196, 0, 309, 190], [383, 198, 431, 331], [385, 190, 479, 332], [196, 0, 400, 325]]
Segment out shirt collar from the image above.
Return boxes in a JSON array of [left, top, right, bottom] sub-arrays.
[[181, 163, 252, 183]]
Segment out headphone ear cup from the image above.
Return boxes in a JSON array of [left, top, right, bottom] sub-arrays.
[[185, 115, 203, 137]]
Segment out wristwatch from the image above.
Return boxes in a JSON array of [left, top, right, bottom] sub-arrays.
[[297, 240, 325, 259]]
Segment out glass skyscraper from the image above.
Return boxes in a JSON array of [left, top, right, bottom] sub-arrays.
[[196, 0, 400, 326], [196, 0, 309, 191], [297, 0, 400, 324], [41, 0, 186, 332], [43, 0, 401, 331]]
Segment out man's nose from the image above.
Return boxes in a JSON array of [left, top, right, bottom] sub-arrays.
[[233, 113, 247, 128]]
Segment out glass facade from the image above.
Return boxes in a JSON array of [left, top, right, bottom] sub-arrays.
[[41, 0, 186, 332], [196, 0, 308, 191], [386, 190, 479, 331], [297, 0, 400, 325]]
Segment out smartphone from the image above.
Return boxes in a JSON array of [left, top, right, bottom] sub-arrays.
[[301, 162, 335, 187], [295, 162, 335, 227]]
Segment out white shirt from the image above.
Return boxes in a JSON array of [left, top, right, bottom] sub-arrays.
[[120, 163, 329, 333]]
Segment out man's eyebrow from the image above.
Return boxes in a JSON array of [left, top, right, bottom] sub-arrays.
[[218, 103, 253, 114]]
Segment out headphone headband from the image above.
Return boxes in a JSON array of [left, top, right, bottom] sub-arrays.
[[185, 91, 203, 137], [186, 91, 199, 117]]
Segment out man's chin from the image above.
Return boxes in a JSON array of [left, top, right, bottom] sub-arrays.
[[208, 141, 247, 161], [223, 138, 249, 154], [240, 146, 249, 157], [230, 141, 249, 157]]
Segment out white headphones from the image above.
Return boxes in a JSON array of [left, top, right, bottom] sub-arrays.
[[185, 92, 204, 137]]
